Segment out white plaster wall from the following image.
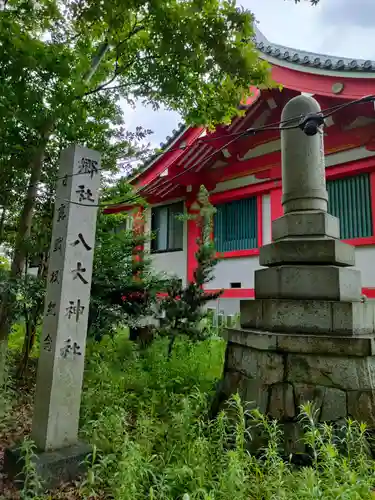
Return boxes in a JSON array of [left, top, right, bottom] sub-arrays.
[[208, 246, 375, 291], [208, 255, 262, 290], [355, 246, 375, 288], [211, 174, 264, 193], [144, 200, 188, 285], [262, 194, 271, 245]]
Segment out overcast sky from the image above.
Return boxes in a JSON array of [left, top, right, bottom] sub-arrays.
[[122, 0, 375, 148]]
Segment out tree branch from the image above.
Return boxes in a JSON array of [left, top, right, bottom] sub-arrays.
[[82, 22, 147, 98]]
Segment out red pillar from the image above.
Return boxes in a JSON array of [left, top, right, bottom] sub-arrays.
[[186, 200, 200, 283]]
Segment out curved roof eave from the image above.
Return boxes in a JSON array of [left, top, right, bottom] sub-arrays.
[[254, 25, 375, 79], [129, 122, 189, 184]]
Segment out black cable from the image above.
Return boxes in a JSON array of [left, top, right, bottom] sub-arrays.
[[47, 94, 375, 188], [2, 94, 375, 210], [131, 94, 375, 201]]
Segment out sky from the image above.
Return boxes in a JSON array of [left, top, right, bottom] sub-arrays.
[[122, 0, 375, 149]]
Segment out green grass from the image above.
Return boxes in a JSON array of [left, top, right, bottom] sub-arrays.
[[76, 334, 375, 499], [3, 329, 375, 499]]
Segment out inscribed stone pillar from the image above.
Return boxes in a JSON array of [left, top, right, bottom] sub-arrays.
[[280, 94, 328, 213], [31, 145, 100, 451]]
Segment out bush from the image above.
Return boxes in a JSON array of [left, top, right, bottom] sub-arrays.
[[158, 186, 223, 355]]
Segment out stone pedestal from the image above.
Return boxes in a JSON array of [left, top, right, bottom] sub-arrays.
[[215, 95, 375, 456], [217, 328, 375, 454], [4, 442, 91, 490]]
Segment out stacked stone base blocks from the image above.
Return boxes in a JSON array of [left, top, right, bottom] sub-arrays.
[[217, 95, 375, 454], [219, 211, 375, 453]]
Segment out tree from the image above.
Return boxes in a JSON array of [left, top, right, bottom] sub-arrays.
[[0, 0, 271, 380], [88, 208, 166, 342], [158, 185, 223, 357]]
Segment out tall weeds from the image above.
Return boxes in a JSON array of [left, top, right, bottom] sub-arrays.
[[77, 334, 375, 500]]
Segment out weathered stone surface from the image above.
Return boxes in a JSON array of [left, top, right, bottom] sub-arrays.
[[240, 299, 374, 336], [287, 354, 375, 390], [240, 299, 263, 329], [320, 388, 347, 421], [283, 422, 305, 455], [261, 299, 332, 334], [259, 238, 355, 267], [294, 384, 325, 413], [277, 334, 375, 357], [226, 344, 244, 370], [255, 265, 361, 302], [347, 391, 375, 427], [241, 349, 284, 384], [226, 329, 375, 357], [220, 370, 247, 398], [272, 211, 340, 241], [268, 383, 295, 420], [332, 301, 375, 335], [4, 441, 92, 491], [226, 328, 277, 351], [242, 380, 269, 413], [31, 146, 101, 453]]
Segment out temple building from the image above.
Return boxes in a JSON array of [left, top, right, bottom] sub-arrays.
[[105, 27, 375, 315]]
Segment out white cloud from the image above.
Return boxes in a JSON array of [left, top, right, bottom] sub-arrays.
[[121, 0, 375, 145]]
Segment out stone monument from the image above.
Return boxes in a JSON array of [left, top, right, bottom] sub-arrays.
[[215, 95, 375, 453], [4, 145, 101, 488]]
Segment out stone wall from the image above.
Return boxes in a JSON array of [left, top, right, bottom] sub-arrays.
[[216, 328, 375, 453]]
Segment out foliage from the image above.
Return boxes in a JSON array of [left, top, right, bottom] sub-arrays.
[[2, 331, 375, 498], [89, 210, 168, 340], [0, 0, 272, 373], [71, 0, 271, 127], [158, 186, 222, 355], [19, 438, 44, 500], [79, 334, 375, 499]]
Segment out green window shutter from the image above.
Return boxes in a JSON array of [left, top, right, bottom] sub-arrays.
[[327, 173, 373, 240], [214, 197, 258, 252]]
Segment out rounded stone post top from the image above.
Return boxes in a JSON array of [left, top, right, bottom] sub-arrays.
[[280, 94, 327, 214]]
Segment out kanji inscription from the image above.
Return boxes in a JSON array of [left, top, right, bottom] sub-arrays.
[[71, 233, 92, 251], [66, 299, 85, 322], [76, 185, 94, 203], [78, 157, 99, 178]]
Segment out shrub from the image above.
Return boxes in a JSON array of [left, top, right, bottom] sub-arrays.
[[158, 186, 223, 356]]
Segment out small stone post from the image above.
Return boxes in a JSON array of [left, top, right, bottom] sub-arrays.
[[5, 145, 101, 488], [280, 95, 327, 213]]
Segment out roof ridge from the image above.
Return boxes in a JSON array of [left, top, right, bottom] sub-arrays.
[[253, 26, 375, 72]]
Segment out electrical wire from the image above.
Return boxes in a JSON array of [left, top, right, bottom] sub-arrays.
[[48, 93, 375, 188], [2, 94, 375, 211], [134, 94, 375, 198]]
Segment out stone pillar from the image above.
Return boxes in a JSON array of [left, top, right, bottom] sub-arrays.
[[215, 95, 375, 457], [4, 145, 101, 488], [281, 95, 327, 214], [254, 96, 362, 302]]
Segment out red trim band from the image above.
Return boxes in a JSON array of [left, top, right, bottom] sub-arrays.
[[216, 249, 259, 259], [205, 288, 375, 299]]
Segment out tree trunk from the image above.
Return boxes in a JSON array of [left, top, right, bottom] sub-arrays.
[[0, 122, 52, 383], [0, 206, 6, 244], [16, 254, 48, 379], [167, 335, 176, 358]]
